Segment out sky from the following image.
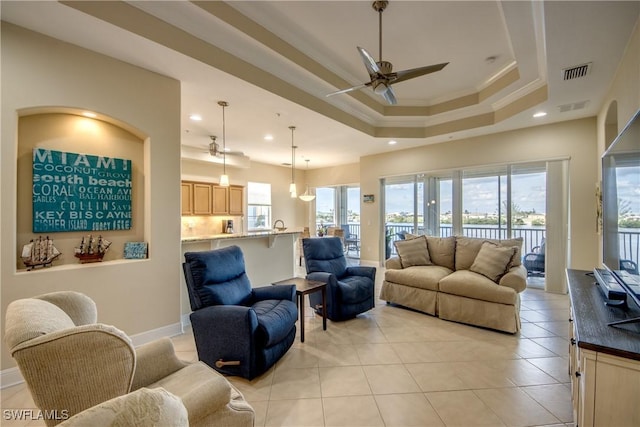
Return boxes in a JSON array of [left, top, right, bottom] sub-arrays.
[[314, 167, 639, 217]]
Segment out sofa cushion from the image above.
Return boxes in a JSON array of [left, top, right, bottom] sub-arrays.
[[470, 242, 516, 282], [394, 235, 431, 268], [439, 270, 518, 305], [252, 299, 298, 348], [384, 265, 452, 291], [426, 236, 456, 270]]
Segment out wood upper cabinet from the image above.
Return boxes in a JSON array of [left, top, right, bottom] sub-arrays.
[[192, 183, 213, 215], [229, 185, 244, 215], [181, 181, 244, 216], [181, 182, 193, 215], [211, 185, 229, 215]]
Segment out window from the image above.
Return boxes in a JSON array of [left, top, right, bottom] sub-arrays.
[[383, 162, 548, 270], [247, 182, 271, 230], [316, 187, 336, 227]]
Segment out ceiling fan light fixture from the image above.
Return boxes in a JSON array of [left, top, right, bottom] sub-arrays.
[[373, 81, 389, 95]]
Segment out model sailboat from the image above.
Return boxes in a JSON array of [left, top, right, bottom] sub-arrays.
[[21, 236, 61, 270], [75, 235, 111, 263]]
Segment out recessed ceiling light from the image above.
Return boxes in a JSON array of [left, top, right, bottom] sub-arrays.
[[388, 140, 397, 145], [82, 111, 97, 118], [189, 114, 202, 121], [533, 111, 547, 118], [264, 134, 274, 141]]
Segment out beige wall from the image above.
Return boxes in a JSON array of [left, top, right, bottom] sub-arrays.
[[1, 24, 181, 370], [354, 118, 599, 270]]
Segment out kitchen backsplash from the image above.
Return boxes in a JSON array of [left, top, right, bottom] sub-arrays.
[[181, 215, 243, 237]]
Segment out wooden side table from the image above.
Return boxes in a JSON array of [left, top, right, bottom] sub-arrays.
[[273, 277, 327, 342]]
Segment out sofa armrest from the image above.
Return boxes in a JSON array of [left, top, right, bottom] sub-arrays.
[[307, 271, 337, 285], [385, 256, 402, 270], [346, 266, 377, 281], [59, 388, 188, 427], [499, 264, 527, 293], [189, 305, 259, 377], [131, 338, 187, 391], [252, 284, 296, 302]]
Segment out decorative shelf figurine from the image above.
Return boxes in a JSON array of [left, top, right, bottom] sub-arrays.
[[74, 235, 111, 263], [21, 236, 60, 270]]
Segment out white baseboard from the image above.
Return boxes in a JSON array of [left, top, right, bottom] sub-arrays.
[[180, 313, 191, 330], [1, 367, 24, 389], [1, 322, 184, 390], [129, 322, 183, 346]]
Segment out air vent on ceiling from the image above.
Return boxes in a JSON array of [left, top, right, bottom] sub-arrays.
[[562, 62, 592, 80], [558, 100, 589, 113]]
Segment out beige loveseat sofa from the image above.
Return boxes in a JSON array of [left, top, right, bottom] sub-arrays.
[[380, 235, 527, 333]]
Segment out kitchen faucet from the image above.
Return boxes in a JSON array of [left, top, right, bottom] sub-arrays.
[[273, 219, 286, 231]]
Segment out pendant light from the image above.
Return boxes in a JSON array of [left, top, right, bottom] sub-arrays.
[[218, 101, 230, 187], [289, 126, 297, 198], [299, 159, 316, 202]]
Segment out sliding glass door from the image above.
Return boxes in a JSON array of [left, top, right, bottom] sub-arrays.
[[383, 162, 549, 287]]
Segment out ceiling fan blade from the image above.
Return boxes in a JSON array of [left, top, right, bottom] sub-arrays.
[[357, 46, 381, 76], [326, 82, 370, 97], [380, 85, 397, 105], [391, 62, 449, 85]]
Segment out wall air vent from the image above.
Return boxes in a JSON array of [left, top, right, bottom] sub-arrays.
[[562, 62, 592, 80]]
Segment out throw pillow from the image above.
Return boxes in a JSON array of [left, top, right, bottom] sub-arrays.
[[489, 237, 524, 266], [470, 241, 516, 282], [426, 236, 456, 270], [394, 235, 432, 268]]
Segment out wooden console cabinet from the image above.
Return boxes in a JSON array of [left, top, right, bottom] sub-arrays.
[[567, 269, 640, 427]]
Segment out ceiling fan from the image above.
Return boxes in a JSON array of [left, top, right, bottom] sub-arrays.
[[208, 135, 246, 159], [327, 0, 449, 105]]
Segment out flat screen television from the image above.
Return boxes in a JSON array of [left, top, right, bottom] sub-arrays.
[[600, 108, 640, 325]]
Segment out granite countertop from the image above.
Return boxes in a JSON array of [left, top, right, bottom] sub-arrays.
[[181, 229, 300, 243]]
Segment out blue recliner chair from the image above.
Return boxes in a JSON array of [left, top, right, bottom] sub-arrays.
[[302, 237, 376, 321], [183, 246, 297, 380]]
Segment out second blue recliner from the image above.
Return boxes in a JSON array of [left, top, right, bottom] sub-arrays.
[[183, 245, 297, 380], [302, 236, 376, 321]]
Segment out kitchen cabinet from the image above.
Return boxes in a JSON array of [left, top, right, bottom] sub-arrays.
[[211, 185, 229, 215], [567, 269, 640, 426], [181, 182, 193, 215], [229, 185, 244, 215], [181, 181, 244, 216], [193, 183, 212, 215]]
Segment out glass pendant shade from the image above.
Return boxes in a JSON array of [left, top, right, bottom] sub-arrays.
[[298, 159, 315, 201], [289, 126, 297, 198], [219, 174, 230, 187], [299, 186, 315, 202]]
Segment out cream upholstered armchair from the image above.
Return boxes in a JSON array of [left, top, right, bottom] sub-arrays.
[[58, 387, 188, 426], [4, 291, 254, 427]]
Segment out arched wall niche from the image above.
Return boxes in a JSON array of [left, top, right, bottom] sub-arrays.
[[604, 101, 619, 150], [15, 108, 147, 270]]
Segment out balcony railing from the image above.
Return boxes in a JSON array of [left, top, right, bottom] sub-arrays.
[[385, 224, 546, 255], [322, 223, 639, 267]]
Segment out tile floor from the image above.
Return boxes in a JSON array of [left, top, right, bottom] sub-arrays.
[[1, 274, 573, 427]]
